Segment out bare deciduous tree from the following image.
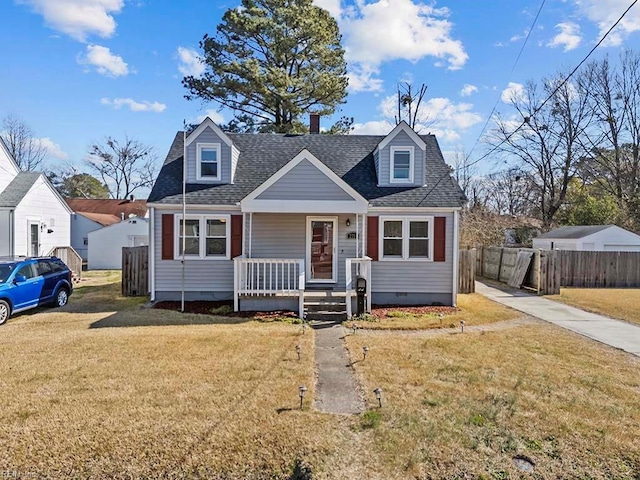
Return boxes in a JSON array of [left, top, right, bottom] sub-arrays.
[[87, 136, 157, 199], [0, 113, 47, 171], [394, 82, 429, 129]]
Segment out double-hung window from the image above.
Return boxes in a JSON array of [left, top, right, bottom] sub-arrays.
[[197, 143, 221, 181], [380, 216, 433, 261], [175, 214, 230, 259], [390, 146, 414, 183]]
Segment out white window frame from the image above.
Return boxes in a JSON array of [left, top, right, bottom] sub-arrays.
[[174, 214, 230, 260], [379, 216, 434, 261], [390, 146, 415, 184], [196, 143, 222, 181]]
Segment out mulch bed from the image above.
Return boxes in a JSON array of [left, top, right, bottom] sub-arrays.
[[153, 300, 298, 321], [370, 305, 459, 320]]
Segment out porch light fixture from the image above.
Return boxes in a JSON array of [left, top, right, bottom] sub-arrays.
[[460, 320, 465, 333], [299, 385, 307, 410], [296, 344, 301, 361], [363, 346, 369, 360], [373, 387, 383, 408], [345, 218, 351, 227]]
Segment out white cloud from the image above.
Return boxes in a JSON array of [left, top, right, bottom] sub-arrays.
[[177, 46, 205, 77], [194, 109, 225, 125], [460, 84, 478, 97], [501, 82, 526, 104], [101, 97, 166, 113], [574, 0, 640, 46], [78, 44, 128, 77], [347, 65, 384, 93], [343, 1, 467, 69], [18, 0, 124, 41], [312, 0, 341, 18], [547, 22, 582, 51], [36, 138, 68, 160], [351, 120, 395, 135], [337, 0, 467, 93]]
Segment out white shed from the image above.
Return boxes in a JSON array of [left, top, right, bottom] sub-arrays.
[[533, 225, 640, 252], [87, 217, 149, 270]]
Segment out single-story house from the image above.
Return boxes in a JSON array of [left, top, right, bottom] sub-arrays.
[[533, 225, 640, 251], [0, 138, 72, 257], [147, 117, 465, 317], [66, 198, 148, 263], [88, 216, 149, 270]]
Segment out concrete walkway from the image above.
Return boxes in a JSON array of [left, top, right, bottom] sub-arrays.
[[311, 319, 364, 415], [476, 281, 640, 357]]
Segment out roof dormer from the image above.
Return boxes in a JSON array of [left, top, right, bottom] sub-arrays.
[[185, 116, 239, 184], [374, 121, 426, 187]]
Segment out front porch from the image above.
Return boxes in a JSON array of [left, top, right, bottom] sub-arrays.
[[232, 212, 372, 319]]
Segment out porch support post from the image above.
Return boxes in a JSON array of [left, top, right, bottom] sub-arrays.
[[361, 213, 367, 259], [233, 258, 239, 312], [298, 259, 305, 319], [346, 258, 352, 319], [366, 259, 372, 313], [249, 212, 253, 258], [242, 212, 247, 257]]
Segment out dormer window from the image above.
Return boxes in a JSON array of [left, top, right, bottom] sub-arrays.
[[197, 143, 221, 181], [390, 146, 414, 183]]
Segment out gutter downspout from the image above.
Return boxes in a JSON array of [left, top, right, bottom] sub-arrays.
[[452, 210, 460, 307], [149, 207, 155, 301], [181, 123, 187, 313]]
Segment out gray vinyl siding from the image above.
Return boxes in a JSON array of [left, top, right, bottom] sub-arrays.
[[377, 130, 425, 187], [186, 126, 232, 184], [153, 208, 236, 294], [371, 211, 454, 293], [250, 213, 357, 289], [256, 159, 355, 201]]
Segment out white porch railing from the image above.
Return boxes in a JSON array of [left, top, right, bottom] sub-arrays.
[[345, 256, 372, 319], [233, 257, 305, 318]]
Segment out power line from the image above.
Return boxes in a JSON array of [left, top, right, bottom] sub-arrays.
[[418, 0, 639, 206]]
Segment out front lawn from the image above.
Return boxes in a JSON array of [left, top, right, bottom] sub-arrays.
[[549, 288, 640, 326], [1, 272, 639, 478], [346, 323, 640, 478]]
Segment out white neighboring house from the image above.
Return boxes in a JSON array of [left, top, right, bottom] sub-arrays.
[[0, 138, 72, 257], [70, 212, 120, 261], [88, 217, 149, 270], [533, 225, 640, 251]]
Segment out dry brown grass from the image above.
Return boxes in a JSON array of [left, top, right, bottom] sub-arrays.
[[346, 323, 640, 479], [347, 293, 520, 330], [550, 288, 640, 326], [2, 272, 640, 478], [0, 272, 366, 479]]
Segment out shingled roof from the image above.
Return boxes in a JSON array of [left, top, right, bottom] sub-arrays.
[[148, 132, 466, 208], [0, 172, 41, 207], [537, 225, 614, 239], [65, 198, 148, 218]]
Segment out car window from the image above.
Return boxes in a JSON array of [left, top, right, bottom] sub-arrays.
[[0, 264, 15, 283], [51, 260, 68, 273], [15, 264, 37, 279], [37, 261, 53, 276]]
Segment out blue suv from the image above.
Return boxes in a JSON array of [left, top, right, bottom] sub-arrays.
[[0, 257, 73, 325]]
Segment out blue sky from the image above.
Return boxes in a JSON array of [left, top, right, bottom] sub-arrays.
[[2, 0, 640, 197]]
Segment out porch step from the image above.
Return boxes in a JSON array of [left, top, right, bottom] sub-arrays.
[[304, 294, 347, 321]]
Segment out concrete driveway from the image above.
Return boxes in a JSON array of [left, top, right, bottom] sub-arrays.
[[476, 281, 640, 357]]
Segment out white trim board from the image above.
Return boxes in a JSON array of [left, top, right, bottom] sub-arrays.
[[240, 149, 369, 213], [376, 121, 426, 152], [185, 117, 233, 147]]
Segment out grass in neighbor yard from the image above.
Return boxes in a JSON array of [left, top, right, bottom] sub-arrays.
[[346, 293, 520, 330], [346, 325, 640, 479], [2, 271, 640, 478], [550, 288, 640, 326]]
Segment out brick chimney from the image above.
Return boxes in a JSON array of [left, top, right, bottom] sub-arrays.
[[310, 113, 320, 134]]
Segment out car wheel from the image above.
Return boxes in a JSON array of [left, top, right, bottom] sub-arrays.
[[0, 300, 10, 326], [55, 288, 69, 308]]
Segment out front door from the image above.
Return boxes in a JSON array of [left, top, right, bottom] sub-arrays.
[[29, 222, 40, 257], [306, 217, 337, 283]]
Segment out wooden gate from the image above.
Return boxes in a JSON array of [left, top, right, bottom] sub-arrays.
[[122, 246, 149, 296]]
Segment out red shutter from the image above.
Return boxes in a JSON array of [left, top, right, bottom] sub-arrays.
[[367, 216, 379, 261], [231, 215, 243, 258], [161, 214, 174, 260], [434, 216, 446, 262]]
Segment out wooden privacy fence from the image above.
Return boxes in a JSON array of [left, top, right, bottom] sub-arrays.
[[122, 246, 149, 296], [559, 250, 640, 287], [458, 248, 476, 293], [475, 246, 560, 295]]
